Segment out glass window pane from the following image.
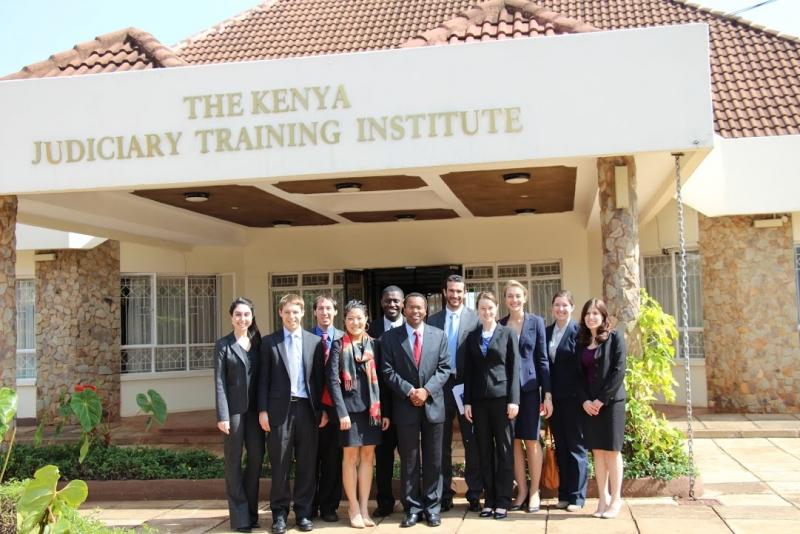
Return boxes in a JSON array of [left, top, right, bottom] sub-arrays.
[[679, 330, 705, 359], [121, 275, 152, 345], [685, 252, 704, 328], [465, 281, 496, 309], [530, 279, 561, 319], [530, 262, 561, 277], [157, 276, 186, 345], [16, 279, 35, 350], [188, 276, 217, 343], [271, 290, 292, 331], [497, 264, 527, 279], [16, 351, 36, 379], [643, 256, 675, 316]]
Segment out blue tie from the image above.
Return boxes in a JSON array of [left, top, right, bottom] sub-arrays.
[[447, 313, 458, 373]]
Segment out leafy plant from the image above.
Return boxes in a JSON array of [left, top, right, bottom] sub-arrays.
[[36, 384, 104, 463], [16, 464, 88, 533], [0, 387, 18, 483], [622, 289, 694, 480], [135, 389, 168, 431]]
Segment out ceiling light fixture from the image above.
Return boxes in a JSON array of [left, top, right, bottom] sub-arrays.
[[502, 172, 531, 185], [395, 213, 416, 222], [336, 182, 362, 193], [183, 192, 210, 203], [515, 208, 536, 216], [273, 220, 292, 228]]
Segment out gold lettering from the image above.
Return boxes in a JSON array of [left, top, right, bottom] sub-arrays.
[[405, 114, 424, 139], [145, 134, 163, 158], [86, 138, 96, 161], [251, 90, 270, 114], [311, 86, 330, 111], [31, 142, 42, 165], [390, 115, 405, 140], [97, 137, 115, 160], [289, 88, 309, 111], [164, 132, 182, 155], [215, 128, 234, 152], [65, 140, 85, 163], [194, 129, 213, 154], [227, 93, 244, 117], [320, 120, 340, 144], [332, 85, 351, 110], [126, 136, 145, 159], [235, 127, 255, 151], [273, 89, 289, 113], [460, 110, 479, 136], [45, 142, 63, 164], [482, 108, 504, 134], [504, 107, 523, 133], [264, 124, 284, 148], [441, 112, 459, 137], [183, 95, 202, 119]]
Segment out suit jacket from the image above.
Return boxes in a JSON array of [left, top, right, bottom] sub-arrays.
[[367, 316, 402, 339], [575, 329, 627, 405], [427, 306, 479, 383], [311, 325, 345, 344], [257, 328, 325, 425], [379, 324, 451, 425], [499, 313, 551, 394], [463, 324, 520, 405], [214, 332, 259, 422], [367, 316, 402, 420], [545, 319, 580, 400], [313, 325, 344, 408]]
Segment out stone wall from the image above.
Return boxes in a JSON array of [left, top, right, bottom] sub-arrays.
[[36, 240, 121, 421], [597, 156, 640, 334], [0, 196, 16, 387], [699, 214, 800, 412]]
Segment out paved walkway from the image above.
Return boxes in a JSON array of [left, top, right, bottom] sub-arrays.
[[80, 437, 800, 533]]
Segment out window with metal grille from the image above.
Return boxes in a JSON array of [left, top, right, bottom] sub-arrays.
[[16, 279, 36, 379], [464, 261, 562, 319], [121, 274, 219, 373], [642, 251, 704, 358], [269, 272, 345, 331]]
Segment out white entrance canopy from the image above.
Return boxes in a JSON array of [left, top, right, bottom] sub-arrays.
[[0, 24, 713, 195]]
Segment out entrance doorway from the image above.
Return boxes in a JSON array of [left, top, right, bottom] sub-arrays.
[[344, 265, 461, 322]]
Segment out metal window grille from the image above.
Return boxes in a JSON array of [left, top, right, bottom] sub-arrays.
[[269, 272, 345, 331], [16, 279, 36, 379], [271, 274, 299, 287], [642, 251, 704, 358], [465, 261, 562, 319], [497, 264, 527, 279], [465, 266, 493, 279]]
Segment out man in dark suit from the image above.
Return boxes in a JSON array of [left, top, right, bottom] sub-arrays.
[[367, 286, 404, 517], [427, 274, 482, 512], [258, 294, 326, 534], [310, 295, 345, 523], [380, 293, 451, 528]]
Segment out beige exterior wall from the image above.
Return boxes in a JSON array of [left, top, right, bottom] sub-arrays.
[[120, 371, 215, 417], [15, 250, 34, 277], [640, 200, 700, 254]]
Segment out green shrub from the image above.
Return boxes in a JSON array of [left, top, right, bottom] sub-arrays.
[[5, 445, 224, 481], [622, 290, 695, 480]]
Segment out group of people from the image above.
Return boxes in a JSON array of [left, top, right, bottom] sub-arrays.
[[214, 275, 627, 533]]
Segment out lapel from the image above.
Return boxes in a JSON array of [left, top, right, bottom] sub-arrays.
[[229, 334, 250, 369], [556, 320, 576, 353], [521, 313, 534, 344], [420, 325, 437, 374], [301, 331, 314, 384], [401, 326, 417, 367], [456, 308, 473, 343], [276, 331, 292, 378]]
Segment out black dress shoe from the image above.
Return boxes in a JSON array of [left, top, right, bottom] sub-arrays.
[[374, 506, 394, 517], [425, 513, 441, 527], [479, 509, 493, 518], [441, 499, 453, 512], [468, 501, 481, 513], [271, 517, 287, 534], [236, 528, 252, 533], [297, 517, 314, 532], [494, 510, 508, 520], [321, 512, 339, 522], [250, 521, 261, 529], [400, 513, 419, 528]]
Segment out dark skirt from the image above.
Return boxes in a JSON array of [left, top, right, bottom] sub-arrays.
[[513, 389, 542, 440], [339, 410, 382, 447], [583, 399, 625, 451]]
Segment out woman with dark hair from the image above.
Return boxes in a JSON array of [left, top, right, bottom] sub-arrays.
[[575, 298, 626, 519], [327, 300, 390, 529], [463, 291, 520, 520], [214, 297, 264, 533], [546, 290, 587, 512]]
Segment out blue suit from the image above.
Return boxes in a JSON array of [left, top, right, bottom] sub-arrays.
[[546, 319, 588, 506]]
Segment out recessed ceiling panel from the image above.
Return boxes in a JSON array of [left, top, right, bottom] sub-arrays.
[[340, 209, 458, 223], [273, 175, 426, 194]]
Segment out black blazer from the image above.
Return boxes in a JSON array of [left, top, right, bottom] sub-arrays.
[[575, 329, 627, 405], [326, 337, 375, 419], [427, 307, 479, 382], [499, 313, 550, 394], [214, 332, 259, 422], [257, 328, 325, 424], [463, 324, 521, 405], [379, 324, 450, 425], [545, 319, 580, 400]]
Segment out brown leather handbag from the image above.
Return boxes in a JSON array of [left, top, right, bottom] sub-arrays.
[[542, 422, 560, 490]]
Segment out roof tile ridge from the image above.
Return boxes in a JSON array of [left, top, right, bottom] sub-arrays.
[[125, 28, 188, 67], [671, 0, 800, 44], [513, 2, 598, 34], [173, 0, 280, 51]]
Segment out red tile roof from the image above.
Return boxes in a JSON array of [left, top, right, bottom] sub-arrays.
[[2, 28, 186, 80]]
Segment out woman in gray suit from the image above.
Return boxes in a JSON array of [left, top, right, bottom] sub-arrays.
[[327, 300, 390, 529], [214, 297, 264, 533]]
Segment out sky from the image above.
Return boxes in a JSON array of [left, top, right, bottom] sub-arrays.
[[0, 0, 799, 76]]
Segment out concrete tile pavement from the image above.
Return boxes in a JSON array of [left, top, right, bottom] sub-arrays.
[[81, 437, 800, 533]]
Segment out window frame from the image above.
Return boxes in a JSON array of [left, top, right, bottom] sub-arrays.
[[267, 271, 345, 331]]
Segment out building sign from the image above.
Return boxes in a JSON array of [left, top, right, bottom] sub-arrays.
[[0, 24, 713, 194]]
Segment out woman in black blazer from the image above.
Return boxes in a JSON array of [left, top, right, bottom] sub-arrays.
[[214, 297, 264, 533], [499, 280, 552, 513], [575, 298, 626, 519], [464, 291, 520, 520], [327, 300, 390, 529], [546, 290, 588, 512]]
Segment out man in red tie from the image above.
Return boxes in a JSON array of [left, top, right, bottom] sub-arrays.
[[310, 295, 345, 523], [379, 293, 451, 528]]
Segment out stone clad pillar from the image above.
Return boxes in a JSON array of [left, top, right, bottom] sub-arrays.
[[0, 196, 17, 388], [36, 240, 121, 421], [700, 214, 800, 412], [597, 156, 640, 334]]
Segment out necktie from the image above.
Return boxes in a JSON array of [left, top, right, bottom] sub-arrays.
[[413, 331, 422, 367], [321, 331, 330, 363], [447, 313, 458, 373]]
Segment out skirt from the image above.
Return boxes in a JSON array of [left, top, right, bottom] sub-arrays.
[[513, 389, 542, 441], [583, 399, 625, 451], [339, 410, 382, 447]]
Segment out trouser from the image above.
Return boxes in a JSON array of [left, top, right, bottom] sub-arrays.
[[396, 419, 444, 515], [442, 376, 483, 503], [551, 397, 589, 505], [223, 410, 265, 529], [473, 397, 514, 509], [313, 406, 343, 515]]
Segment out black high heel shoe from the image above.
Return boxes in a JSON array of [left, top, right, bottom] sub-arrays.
[[509, 491, 529, 512]]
